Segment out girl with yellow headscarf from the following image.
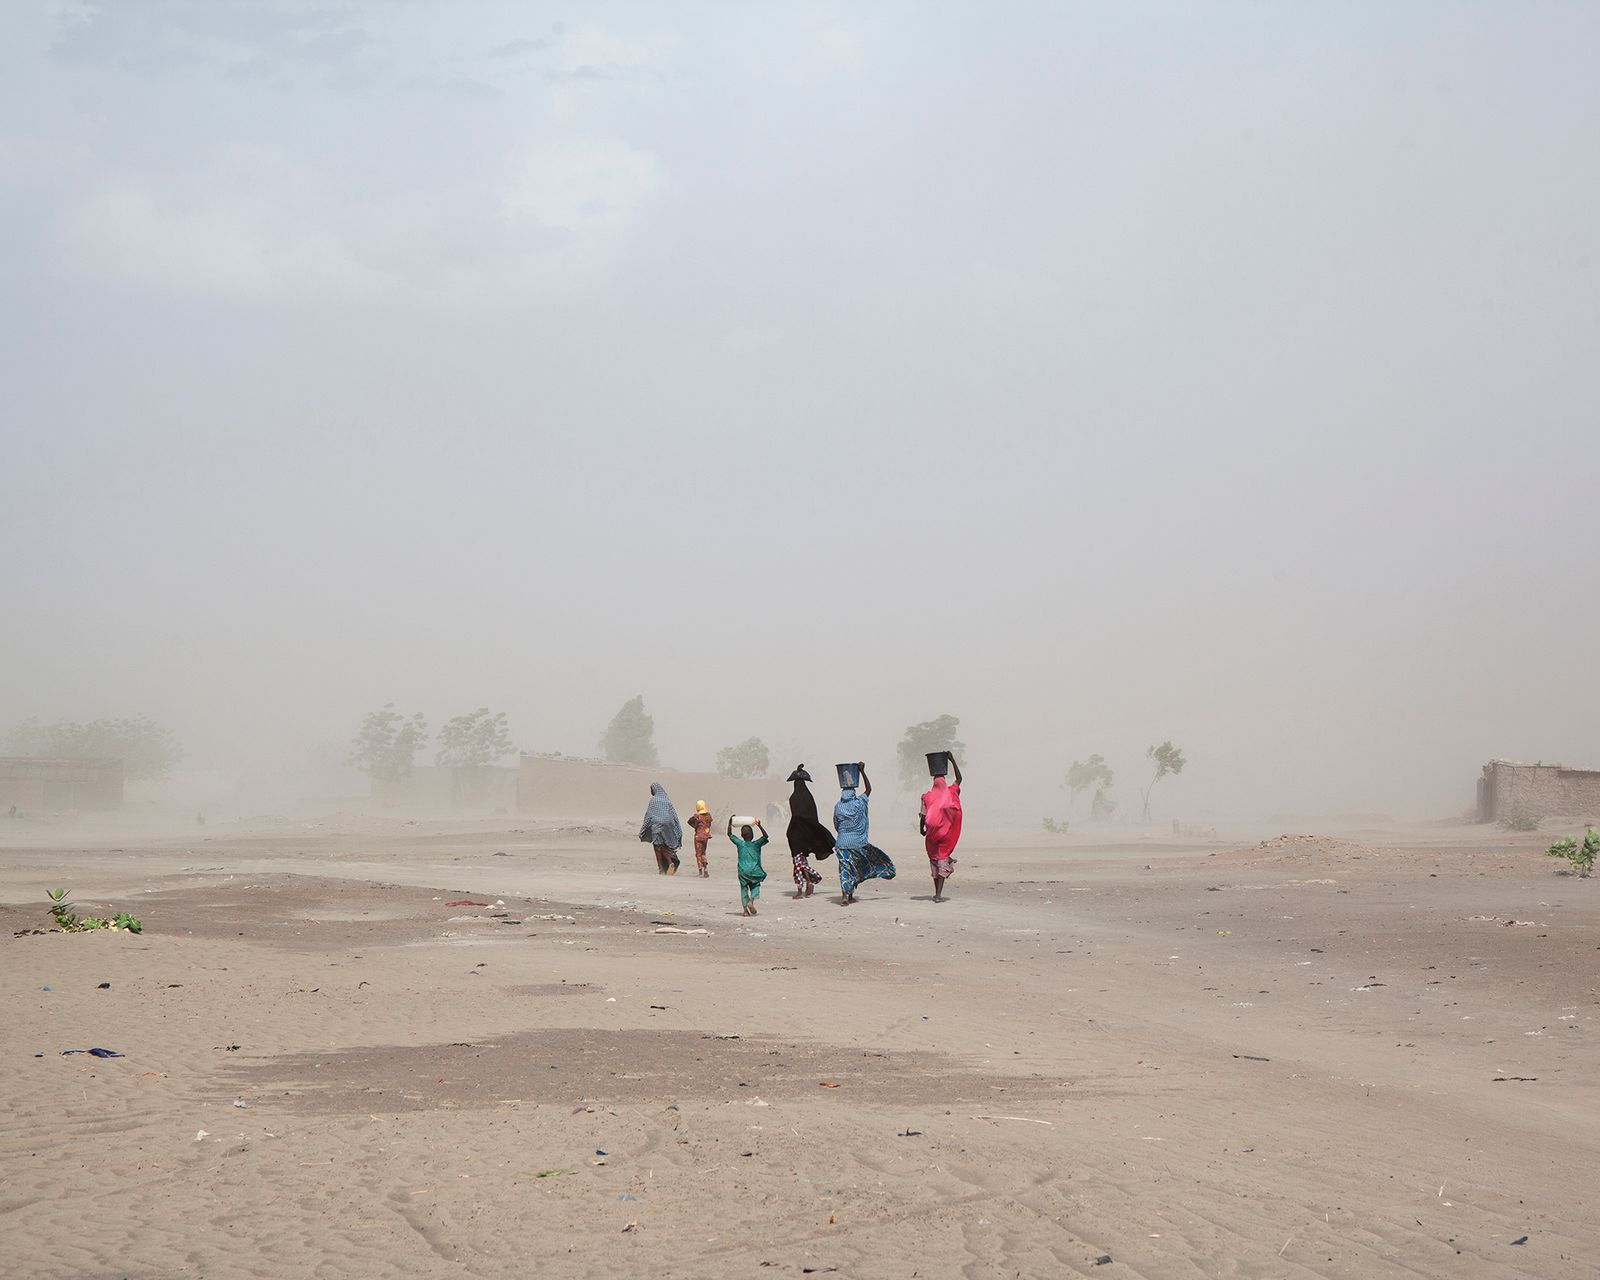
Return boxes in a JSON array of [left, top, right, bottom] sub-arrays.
[[687, 800, 713, 877]]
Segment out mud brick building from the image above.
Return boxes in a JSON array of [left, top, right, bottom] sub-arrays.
[[1476, 759, 1600, 823]]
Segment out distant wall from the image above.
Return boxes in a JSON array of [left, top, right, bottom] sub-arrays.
[[373, 765, 519, 812], [1478, 760, 1600, 822], [0, 757, 124, 811], [518, 754, 785, 822]]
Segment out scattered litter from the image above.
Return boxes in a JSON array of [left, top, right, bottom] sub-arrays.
[[972, 1115, 1053, 1126], [1233, 1054, 1270, 1062], [802, 1269, 840, 1275], [217, 1044, 241, 1052], [819, 1082, 840, 1088], [1510, 1236, 1529, 1246], [596, 1149, 608, 1156], [650, 1005, 668, 1010], [618, 1194, 637, 1201], [1094, 1257, 1113, 1267], [445, 900, 488, 907], [898, 1129, 924, 1137], [572, 1106, 595, 1114], [533, 1170, 570, 1178], [97, 982, 111, 989], [652, 926, 709, 935], [61, 1048, 123, 1058], [232, 1099, 249, 1109], [195, 1130, 208, 1141], [621, 1220, 639, 1233], [1493, 1076, 1538, 1082], [746, 1098, 769, 1107]]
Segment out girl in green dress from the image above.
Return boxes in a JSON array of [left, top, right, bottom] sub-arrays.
[[727, 817, 769, 916]]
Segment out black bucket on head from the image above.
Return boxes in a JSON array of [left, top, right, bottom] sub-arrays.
[[836, 762, 861, 789], [926, 751, 950, 778]]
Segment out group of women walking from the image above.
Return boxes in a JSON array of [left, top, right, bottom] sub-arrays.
[[637, 755, 965, 910]]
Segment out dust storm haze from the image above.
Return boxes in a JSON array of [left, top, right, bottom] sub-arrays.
[[3, 1, 1598, 823]]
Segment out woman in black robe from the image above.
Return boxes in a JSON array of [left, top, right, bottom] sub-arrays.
[[785, 765, 832, 898]]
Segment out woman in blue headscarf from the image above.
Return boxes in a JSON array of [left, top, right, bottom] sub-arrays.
[[833, 762, 896, 905], [639, 782, 683, 874]]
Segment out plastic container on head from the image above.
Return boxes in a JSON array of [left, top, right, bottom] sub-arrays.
[[835, 762, 861, 789], [731, 815, 757, 830], [925, 751, 951, 778]]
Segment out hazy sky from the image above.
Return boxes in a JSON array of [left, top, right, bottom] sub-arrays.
[[4, 2, 1598, 820]]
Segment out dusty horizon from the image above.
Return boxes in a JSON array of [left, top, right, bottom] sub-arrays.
[[5, 2, 1598, 824]]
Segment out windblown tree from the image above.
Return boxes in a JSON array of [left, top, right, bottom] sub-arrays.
[[348, 704, 427, 783], [601, 695, 658, 767], [436, 708, 514, 768], [715, 736, 770, 779], [895, 714, 966, 790], [5, 715, 183, 780], [1064, 754, 1114, 815], [1141, 740, 1187, 821]]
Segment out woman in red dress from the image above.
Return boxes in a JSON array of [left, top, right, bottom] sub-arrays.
[[919, 753, 964, 903]]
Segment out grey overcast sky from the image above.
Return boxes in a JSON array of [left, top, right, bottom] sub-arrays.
[[3, 1, 1598, 819]]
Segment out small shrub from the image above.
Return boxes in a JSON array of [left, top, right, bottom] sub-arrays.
[[1041, 817, 1070, 835], [46, 887, 78, 930], [1546, 827, 1599, 877], [1498, 802, 1542, 832], [43, 888, 142, 932]]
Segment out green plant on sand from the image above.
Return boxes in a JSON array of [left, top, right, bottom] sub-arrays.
[[46, 887, 78, 929], [44, 888, 142, 933], [1498, 801, 1542, 832], [1545, 827, 1599, 877]]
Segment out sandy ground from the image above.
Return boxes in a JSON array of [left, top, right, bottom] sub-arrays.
[[2, 817, 1597, 1279]]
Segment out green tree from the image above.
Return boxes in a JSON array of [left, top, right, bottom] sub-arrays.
[[896, 714, 966, 789], [1064, 754, 1114, 814], [348, 704, 427, 783], [5, 715, 183, 781], [715, 736, 770, 778], [436, 708, 514, 768], [601, 695, 658, 767], [1141, 740, 1187, 821]]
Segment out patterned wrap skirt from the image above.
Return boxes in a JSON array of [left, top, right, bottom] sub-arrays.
[[837, 843, 896, 896]]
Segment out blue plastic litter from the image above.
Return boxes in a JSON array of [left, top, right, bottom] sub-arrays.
[[61, 1048, 124, 1058]]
